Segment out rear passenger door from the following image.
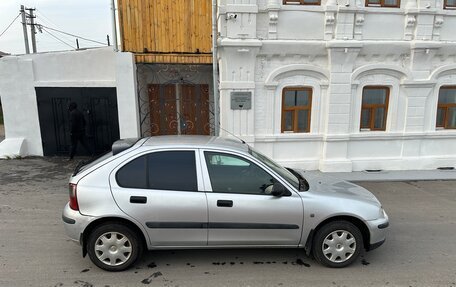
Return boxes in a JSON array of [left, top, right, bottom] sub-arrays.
[[110, 149, 208, 247]]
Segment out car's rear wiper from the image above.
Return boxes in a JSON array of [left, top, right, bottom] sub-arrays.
[[286, 168, 309, 191]]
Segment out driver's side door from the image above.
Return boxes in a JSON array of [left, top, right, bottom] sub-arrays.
[[201, 150, 304, 246]]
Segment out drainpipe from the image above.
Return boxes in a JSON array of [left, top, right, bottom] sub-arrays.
[[111, 0, 118, 51], [212, 0, 219, 136]]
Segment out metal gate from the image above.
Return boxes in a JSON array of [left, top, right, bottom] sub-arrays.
[[148, 84, 210, 135], [36, 87, 120, 156]]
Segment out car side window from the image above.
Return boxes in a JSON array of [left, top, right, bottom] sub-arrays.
[[147, 151, 197, 191], [204, 151, 278, 195], [116, 150, 197, 191]]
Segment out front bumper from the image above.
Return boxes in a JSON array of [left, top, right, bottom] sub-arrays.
[[366, 212, 389, 251], [62, 202, 95, 245]]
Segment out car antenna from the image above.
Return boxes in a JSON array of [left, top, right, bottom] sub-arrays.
[[176, 109, 245, 143], [221, 126, 246, 144], [210, 120, 246, 144]]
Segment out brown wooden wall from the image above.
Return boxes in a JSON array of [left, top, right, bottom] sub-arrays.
[[117, 0, 213, 64]]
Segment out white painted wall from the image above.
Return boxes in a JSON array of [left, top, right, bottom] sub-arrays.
[[0, 47, 139, 158], [217, 0, 456, 171]]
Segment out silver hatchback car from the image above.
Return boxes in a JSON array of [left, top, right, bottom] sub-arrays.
[[62, 136, 389, 271]]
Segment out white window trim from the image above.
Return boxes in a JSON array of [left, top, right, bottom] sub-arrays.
[[351, 78, 401, 134], [272, 76, 326, 136]]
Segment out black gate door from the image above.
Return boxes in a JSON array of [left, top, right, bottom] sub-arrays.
[[36, 87, 120, 156]]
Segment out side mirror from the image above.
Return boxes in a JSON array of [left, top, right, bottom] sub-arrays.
[[271, 182, 289, 197]]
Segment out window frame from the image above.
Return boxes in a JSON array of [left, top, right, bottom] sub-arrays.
[[281, 87, 312, 133], [283, 0, 322, 5], [365, 0, 400, 8], [360, 86, 390, 131], [436, 86, 456, 129], [444, 0, 456, 9]]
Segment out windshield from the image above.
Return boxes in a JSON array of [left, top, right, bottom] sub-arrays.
[[248, 147, 300, 190]]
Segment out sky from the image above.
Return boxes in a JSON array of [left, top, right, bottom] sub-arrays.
[[0, 0, 113, 55]]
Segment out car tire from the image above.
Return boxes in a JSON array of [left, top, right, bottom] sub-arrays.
[[312, 221, 363, 268], [87, 223, 141, 271]]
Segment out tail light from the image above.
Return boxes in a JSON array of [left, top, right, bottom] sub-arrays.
[[69, 183, 79, 211]]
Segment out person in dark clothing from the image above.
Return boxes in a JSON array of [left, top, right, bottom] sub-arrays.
[[68, 102, 91, 160]]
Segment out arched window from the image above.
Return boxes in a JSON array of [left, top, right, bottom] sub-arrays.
[[281, 87, 312, 133], [436, 86, 456, 129], [360, 86, 389, 131]]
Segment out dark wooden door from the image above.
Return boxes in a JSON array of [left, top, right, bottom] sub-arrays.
[[36, 87, 120, 156], [149, 84, 210, 136]]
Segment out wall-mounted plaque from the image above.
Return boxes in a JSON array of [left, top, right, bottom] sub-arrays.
[[230, 91, 252, 110]]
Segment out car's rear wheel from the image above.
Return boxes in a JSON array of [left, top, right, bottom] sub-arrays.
[[87, 223, 141, 271], [312, 221, 363, 268]]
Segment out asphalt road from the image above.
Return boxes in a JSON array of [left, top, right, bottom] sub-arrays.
[[0, 157, 455, 287]]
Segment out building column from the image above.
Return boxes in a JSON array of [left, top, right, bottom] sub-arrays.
[[319, 42, 362, 172], [116, 52, 141, 138], [218, 40, 262, 143]]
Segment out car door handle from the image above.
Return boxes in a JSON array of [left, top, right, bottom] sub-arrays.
[[217, 200, 233, 207], [130, 196, 147, 204]]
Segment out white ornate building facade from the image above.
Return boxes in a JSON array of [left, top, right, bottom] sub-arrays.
[[216, 0, 456, 171]]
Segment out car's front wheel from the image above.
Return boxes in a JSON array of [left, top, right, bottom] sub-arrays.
[[87, 223, 141, 271], [312, 221, 363, 268]]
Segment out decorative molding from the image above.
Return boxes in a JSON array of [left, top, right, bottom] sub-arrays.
[[351, 64, 411, 82], [324, 13, 336, 40], [401, 80, 437, 88], [354, 13, 365, 40], [268, 11, 279, 40], [326, 41, 363, 48], [255, 131, 456, 143], [434, 16, 444, 27], [255, 134, 325, 142], [355, 15, 365, 26], [406, 16, 416, 27], [265, 64, 330, 86], [404, 15, 416, 41], [432, 16, 444, 41], [325, 14, 336, 25], [218, 39, 262, 47], [256, 56, 267, 81], [429, 64, 456, 81]]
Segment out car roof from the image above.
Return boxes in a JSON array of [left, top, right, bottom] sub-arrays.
[[141, 135, 249, 153]]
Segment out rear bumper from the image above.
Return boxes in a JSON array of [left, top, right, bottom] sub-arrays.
[[62, 202, 95, 245]]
